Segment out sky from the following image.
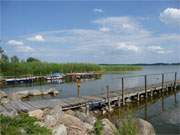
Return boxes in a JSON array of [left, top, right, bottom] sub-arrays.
[[0, 0, 180, 64]]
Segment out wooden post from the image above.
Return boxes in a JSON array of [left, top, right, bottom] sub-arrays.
[[122, 77, 125, 105], [161, 73, 164, 94], [118, 97, 121, 107], [106, 85, 111, 111], [85, 103, 89, 115], [144, 75, 147, 98], [174, 72, 177, 91]]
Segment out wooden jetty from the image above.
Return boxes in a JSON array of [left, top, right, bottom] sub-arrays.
[[1, 72, 179, 116], [64, 72, 102, 82]]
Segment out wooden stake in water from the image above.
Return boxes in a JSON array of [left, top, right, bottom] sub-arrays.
[[106, 85, 111, 111], [144, 75, 147, 98], [122, 77, 125, 105], [174, 72, 177, 91], [161, 73, 164, 94]]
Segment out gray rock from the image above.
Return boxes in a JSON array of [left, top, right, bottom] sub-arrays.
[[49, 105, 64, 121], [0, 90, 7, 99], [44, 114, 57, 128], [101, 118, 117, 135], [52, 124, 67, 135], [136, 118, 156, 135], [74, 111, 96, 125]]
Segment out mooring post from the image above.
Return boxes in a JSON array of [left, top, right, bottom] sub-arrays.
[[118, 97, 121, 107], [144, 75, 147, 98], [106, 85, 111, 111], [122, 77, 125, 105], [174, 72, 177, 91], [85, 103, 89, 115], [161, 73, 164, 94]]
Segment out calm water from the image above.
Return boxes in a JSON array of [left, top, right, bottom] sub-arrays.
[[2, 65, 180, 98], [102, 92, 180, 135], [1, 65, 180, 134]]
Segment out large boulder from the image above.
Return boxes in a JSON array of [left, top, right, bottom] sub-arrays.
[[44, 114, 57, 128], [60, 114, 87, 135], [29, 90, 42, 96], [28, 109, 44, 120], [52, 124, 67, 135], [136, 118, 155, 135], [44, 105, 64, 128], [74, 111, 96, 125], [101, 118, 117, 135]]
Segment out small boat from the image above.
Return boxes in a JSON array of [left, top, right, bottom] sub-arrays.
[[46, 72, 64, 80]]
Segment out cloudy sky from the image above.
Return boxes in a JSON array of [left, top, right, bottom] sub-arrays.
[[1, 0, 180, 64]]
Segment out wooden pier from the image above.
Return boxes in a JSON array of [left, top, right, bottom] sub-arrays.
[[0, 72, 179, 115]]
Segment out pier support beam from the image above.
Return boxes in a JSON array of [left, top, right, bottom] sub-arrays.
[[121, 77, 125, 105], [174, 72, 177, 92], [144, 75, 147, 98], [85, 103, 89, 115], [161, 73, 164, 95], [106, 85, 112, 111]]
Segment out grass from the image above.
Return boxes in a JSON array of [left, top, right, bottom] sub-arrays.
[[115, 114, 138, 135], [0, 114, 51, 135], [0, 61, 142, 77], [94, 119, 103, 135]]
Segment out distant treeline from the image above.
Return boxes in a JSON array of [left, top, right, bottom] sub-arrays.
[[100, 63, 180, 66]]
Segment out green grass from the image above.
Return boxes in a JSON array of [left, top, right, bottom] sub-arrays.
[[94, 119, 103, 135], [0, 61, 142, 77], [115, 114, 138, 135], [0, 114, 51, 135]]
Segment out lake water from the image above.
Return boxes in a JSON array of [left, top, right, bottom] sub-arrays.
[[2, 65, 180, 98], [1, 65, 180, 134]]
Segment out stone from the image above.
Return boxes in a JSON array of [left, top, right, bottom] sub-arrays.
[[52, 124, 67, 135], [101, 118, 117, 135], [65, 110, 75, 116], [44, 114, 57, 128], [16, 90, 29, 98], [0, 97, 9, 104], [74, 111, 96, 125], [136, 118, 156, 135], [60, 114, 87, 135], [49, 105, 64, 121], [0, 90, 7, 99], [28, 109, 44, 120], [0, 107, 18, 117], [29, 90, 42, 96]]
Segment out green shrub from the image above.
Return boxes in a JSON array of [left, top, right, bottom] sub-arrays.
[[0, 114, 51, 135], [94, 119, 103, 135], [115, 114, 137, 135]]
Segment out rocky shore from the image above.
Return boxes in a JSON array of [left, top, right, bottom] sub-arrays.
[[0, 90, 156, 135]]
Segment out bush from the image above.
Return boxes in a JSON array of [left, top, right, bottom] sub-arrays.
[[0, 114, 51, 135], [94, 119, 103, 135]]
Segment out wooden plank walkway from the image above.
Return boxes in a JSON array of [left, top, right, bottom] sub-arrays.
[[1, 80, 179, 114]]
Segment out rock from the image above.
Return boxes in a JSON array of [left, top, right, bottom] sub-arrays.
[[52, 124, 67, 135], [49, 105, 64, 120], [29, 90, 42, 96], [60, 114, 87, 135], [101, 118, 117, 135], [8, 93, 21, 100], [28, 109, 44, 120], [0, 90, 7, 99], [16, 90, 30, 98], [0, 107, 18, 117], [0, 97, 9, 104], [44, 114, 57, 128], [34, 121, 46, 127], [83, 122, 94, 134], [136, 118, 155, 135], [74, 111, 96, 125], [65, 110, 75, 116]]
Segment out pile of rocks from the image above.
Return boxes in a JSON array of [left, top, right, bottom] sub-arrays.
[[28, 105, 156, 135]]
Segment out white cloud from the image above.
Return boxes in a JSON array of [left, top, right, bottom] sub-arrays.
[[7, 40, 34, 52], [27, 34, 45, 42], [160, 8, 180, 26], [115, 42, 139, 52], [93, 17, 150, 36], [7, 40, 24, 45], [99, 27, 110, 32], [93, 8, 104, 13], [148, 46, 171, 54]]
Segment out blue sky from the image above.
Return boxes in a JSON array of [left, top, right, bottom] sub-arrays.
[[1, 0, 180, 63]]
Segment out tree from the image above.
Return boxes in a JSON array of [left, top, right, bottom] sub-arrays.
[[0, 46, 9, 63], [11, 56, 19, 63], [26, 57, 40, 62]]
